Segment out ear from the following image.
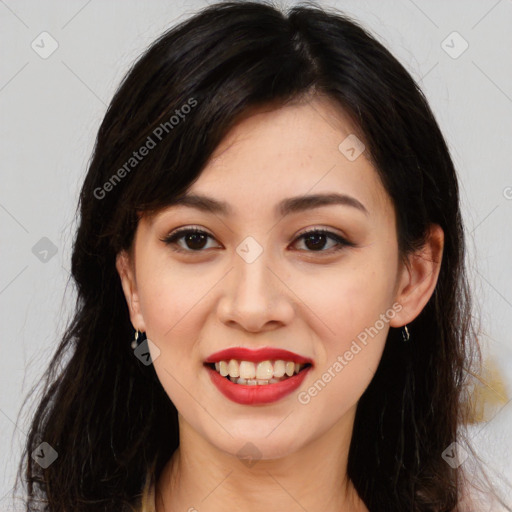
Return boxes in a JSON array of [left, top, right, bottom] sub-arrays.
[[115, 249, 146, 332], [389, 223, 444, 328]]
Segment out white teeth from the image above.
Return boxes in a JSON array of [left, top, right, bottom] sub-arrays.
[[230, 375, 274, 385], [256, 360, 273, 380], [219, 360, 229, 377], [210, 358, 309, 384], [227, 359, 239, 378], [273, 360, 286, 378], [239, 361, 256, 379]]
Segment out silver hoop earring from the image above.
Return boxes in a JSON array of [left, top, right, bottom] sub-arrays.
[[402, 324, 410, 342]]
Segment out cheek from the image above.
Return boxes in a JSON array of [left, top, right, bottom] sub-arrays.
[[303, 246, 397, 390], [137, 257, 206, 339], [308, 251, 396, 337], [314, 277, 390, 377], [297, 274, 392, 421], [136, 267, 208, 410]]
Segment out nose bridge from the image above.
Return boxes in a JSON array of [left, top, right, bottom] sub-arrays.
[[233, 238, 274, 306], [217, 235, 293, 331]]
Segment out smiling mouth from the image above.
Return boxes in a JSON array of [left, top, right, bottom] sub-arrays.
[[204, 360, 313, 386]]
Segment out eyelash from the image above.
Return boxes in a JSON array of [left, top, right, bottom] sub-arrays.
[[161, 226, 355, 255]]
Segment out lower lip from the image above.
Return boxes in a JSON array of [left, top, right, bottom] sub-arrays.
[[205, 364, 312, 405]]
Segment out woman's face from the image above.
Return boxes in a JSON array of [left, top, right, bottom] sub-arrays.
[[117, 97, 414, 460]]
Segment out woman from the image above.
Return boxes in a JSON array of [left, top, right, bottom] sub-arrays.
[[14, 1, 509, 511]]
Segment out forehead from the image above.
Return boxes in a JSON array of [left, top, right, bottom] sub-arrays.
[[184, 97, 392, 219], [139, 97, 395, 230], [210, 96, 358, 161]]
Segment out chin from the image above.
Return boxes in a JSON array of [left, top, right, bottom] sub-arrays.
[[212, 424, 306, 461]]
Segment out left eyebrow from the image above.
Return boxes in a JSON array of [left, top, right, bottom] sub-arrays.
[[162, 192, 369, 217], [277, 192, 369, 217]]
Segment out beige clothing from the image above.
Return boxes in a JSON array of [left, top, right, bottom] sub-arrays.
[[134, 473, 157, 512], [144, 481, 156, 512]]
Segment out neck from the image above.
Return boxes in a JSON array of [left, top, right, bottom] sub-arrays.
[[155, 407, 368, 512]]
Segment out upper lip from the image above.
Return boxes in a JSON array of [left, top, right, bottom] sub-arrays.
[[204, 347, 313, 365]]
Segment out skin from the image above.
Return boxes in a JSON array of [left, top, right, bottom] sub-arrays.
[[116, 96, 444, 512]]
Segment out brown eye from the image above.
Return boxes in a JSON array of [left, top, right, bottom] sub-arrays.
[[162, 228, 219, 252], [293, 229, 355, 253]]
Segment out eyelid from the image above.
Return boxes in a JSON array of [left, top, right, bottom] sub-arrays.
[[161, 225, 219, 245], [295, 226, 353, 243], [164, 225, 214, 238]]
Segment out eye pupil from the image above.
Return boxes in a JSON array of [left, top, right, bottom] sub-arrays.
[[185, 232, 208, 250], [304, 233, 327, 251]]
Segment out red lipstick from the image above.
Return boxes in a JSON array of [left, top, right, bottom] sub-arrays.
[[204, 346, 313, 405], [204, 347, 313, 365]]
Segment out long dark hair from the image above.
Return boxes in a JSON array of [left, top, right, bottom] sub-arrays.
[[13, 1, 506, 510]]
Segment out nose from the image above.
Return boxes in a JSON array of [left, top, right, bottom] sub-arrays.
[[216, 248, 295, 333]]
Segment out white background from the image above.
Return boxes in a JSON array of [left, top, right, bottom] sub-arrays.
[[1, 0, 511, 509]]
